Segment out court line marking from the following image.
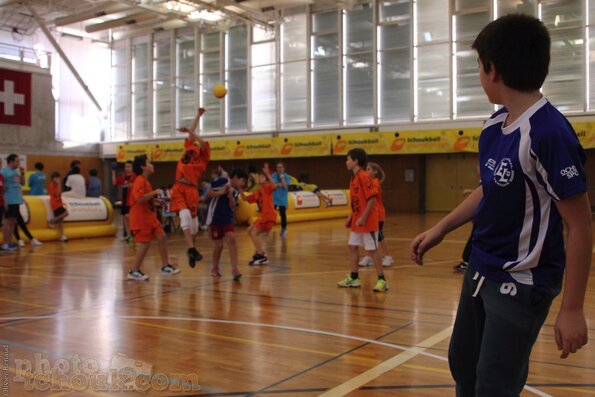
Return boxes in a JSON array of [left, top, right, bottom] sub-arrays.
[[317, 326, 452, 397], [0, 317, 553, 396]]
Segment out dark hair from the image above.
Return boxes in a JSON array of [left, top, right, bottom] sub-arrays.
[[70, 160, 81, 168], [89, 169, 98, 177], [125, 160, 133, 165], [133, 155, 148, 175], [230, 168, 248, 180], [51, 171, 60, 179], [248, 165, 257, 173], [347, 148, 368, 168], [71, 166, 80, 175], [6, 154, 18, 163], [472, 14, 550, 91], [34, 162, 44, 171]]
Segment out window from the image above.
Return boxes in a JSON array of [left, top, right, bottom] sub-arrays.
[[176, 29, 196, 130], [312, 10, 340, 127], [154, 32, 172, 136], [132, 37, 150, 139], [252, 25, 277, 131], [111, 42, 129, 141], [200, 31, 222, 133], [226, 25, 248, 132]]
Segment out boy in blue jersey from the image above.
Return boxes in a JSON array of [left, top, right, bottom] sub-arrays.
[[28, 162, 47, 195], [272, 161, 290, 238], [206, 169, 248, 281], [410, 14, 591, 396]]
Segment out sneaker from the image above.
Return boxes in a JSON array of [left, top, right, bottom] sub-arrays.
[[373, 278, 388, 292], [60, 235, 68, 242], [280, 229, 287, 238], [337, 275, 361, 288], [187, 248, 203, 268], [199, 225, 208, 231], [453, 262, 468, 272], [232, 268, 242, 281], [161, 264, 181, 275], [30, 239, 43, 247], [382, 256, 394, 267], [17, 240, 25, 248], [358, 256, 373, 267], [1, 244, 16, 252], [249, 254, 269, 265], [210, 267, 222, 277], [127, 270, 149, 281]]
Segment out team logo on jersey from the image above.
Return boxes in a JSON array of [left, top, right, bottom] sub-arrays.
[[560, 165, 579, 179], [485, 158, 496, 171], [493, 158, 514, 187]]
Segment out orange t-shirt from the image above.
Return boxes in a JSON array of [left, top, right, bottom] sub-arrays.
[[130, 175, 161, 231], [350, 169, 378, 233], [175, 139, 210, 187], [373, 178, 386, 222], [48, 181, 64, 211], [246, 183, 276, 222]]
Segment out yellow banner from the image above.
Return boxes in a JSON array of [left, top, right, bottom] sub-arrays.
[[332, 133, 387, 155], [151, 141, 184, 162], [116, 144, 152, 162], [572, 122, 595, 150], [275, 135, 330, 158], [210, 137, 277, 160]]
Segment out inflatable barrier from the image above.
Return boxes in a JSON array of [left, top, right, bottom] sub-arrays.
[[2, 195, 118, 243], [235, 189, 351, 225]]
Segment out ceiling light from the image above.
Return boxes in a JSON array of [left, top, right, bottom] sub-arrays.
[[188, 10, 224, 22]]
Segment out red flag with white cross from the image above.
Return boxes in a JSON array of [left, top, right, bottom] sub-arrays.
[[0, 68, 32, 126]]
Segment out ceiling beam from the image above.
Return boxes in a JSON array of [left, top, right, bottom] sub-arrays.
[[84, 12, 161, 33], [186, 0, 271, 28], [54, 2, 136, 27]]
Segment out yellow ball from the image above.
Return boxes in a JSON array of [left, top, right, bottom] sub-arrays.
[[213, 84, 227, 99]]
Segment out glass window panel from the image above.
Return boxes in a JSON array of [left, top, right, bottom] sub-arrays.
[[228, 26, 248, 68], [380, 48, 410, 122], [497, 0, 535, 16], [543, 28, 584, 112], [313, 11, 337, 32], [313, 33, 339, 57], [541, 0, 582, 29], [155, 85, 171, 135], [252, 65, 276, 131], [253, 25, 275, 42], [112, 87, 128, 141], [455, 0, 489, 10], [132, 42, 149, 81], [282, 11, 307, 62], [202, 32, 220, 50], [456, 44, 491, 117], [132, 82, 149, 138], [227, 69, 248, 132], [380, 21, 410, 50], [312, 57, 339, 126], [252, 41, 276, 66], [202, 72, 222, 133], [154, 43, 171, 81], [380, 0, 410, 23], [455, 11, 490, 43], [203, 52, 220, 71], [282, 60, 307, 129], [345, 53, 373, 125], [417, 0, 449, 43], [417, 44, 450, 119], [177, 30, 195, 128], [345, 4, 373, 54]]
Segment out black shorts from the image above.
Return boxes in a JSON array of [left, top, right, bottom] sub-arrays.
[[121, 205, 130, 215], [378, 221, 385, 242], [53, 206, 67, 218], [5, 204, 20, 219], [0, 205, 4, 223]]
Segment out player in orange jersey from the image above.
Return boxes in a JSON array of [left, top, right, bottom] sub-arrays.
[[171, 108, 210, 268], [239, 170, 277, 265]]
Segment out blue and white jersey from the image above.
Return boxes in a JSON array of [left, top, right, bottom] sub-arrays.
[[471, 97, 586, 286], [205, 178, 238, 226]]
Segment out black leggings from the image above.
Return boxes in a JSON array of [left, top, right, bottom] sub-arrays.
[[13, 213, 33, 241], [276, 206, 287, 230]]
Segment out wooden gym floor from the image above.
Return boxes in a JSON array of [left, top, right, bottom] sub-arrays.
[[0, 213, 593, 396]]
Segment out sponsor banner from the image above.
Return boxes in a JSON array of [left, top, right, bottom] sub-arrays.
[[291, 191, 320, 209], [0, 68, 31, 126], [62, 197, 109, 222], [226, 137, 277, 160], [572, 122, 595, 150], [116, 144, 152, 162], [321, 190, 348, 206], [332, 133, 385, 155], [209, 139, 237, 160], [276, 135, 331, 158], [151, 141, 184, 162]]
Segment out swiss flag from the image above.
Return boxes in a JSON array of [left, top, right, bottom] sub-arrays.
[[0, 68, 31, 126]]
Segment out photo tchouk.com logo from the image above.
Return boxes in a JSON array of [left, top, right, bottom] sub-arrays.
[[10, 352, 200, 393]]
